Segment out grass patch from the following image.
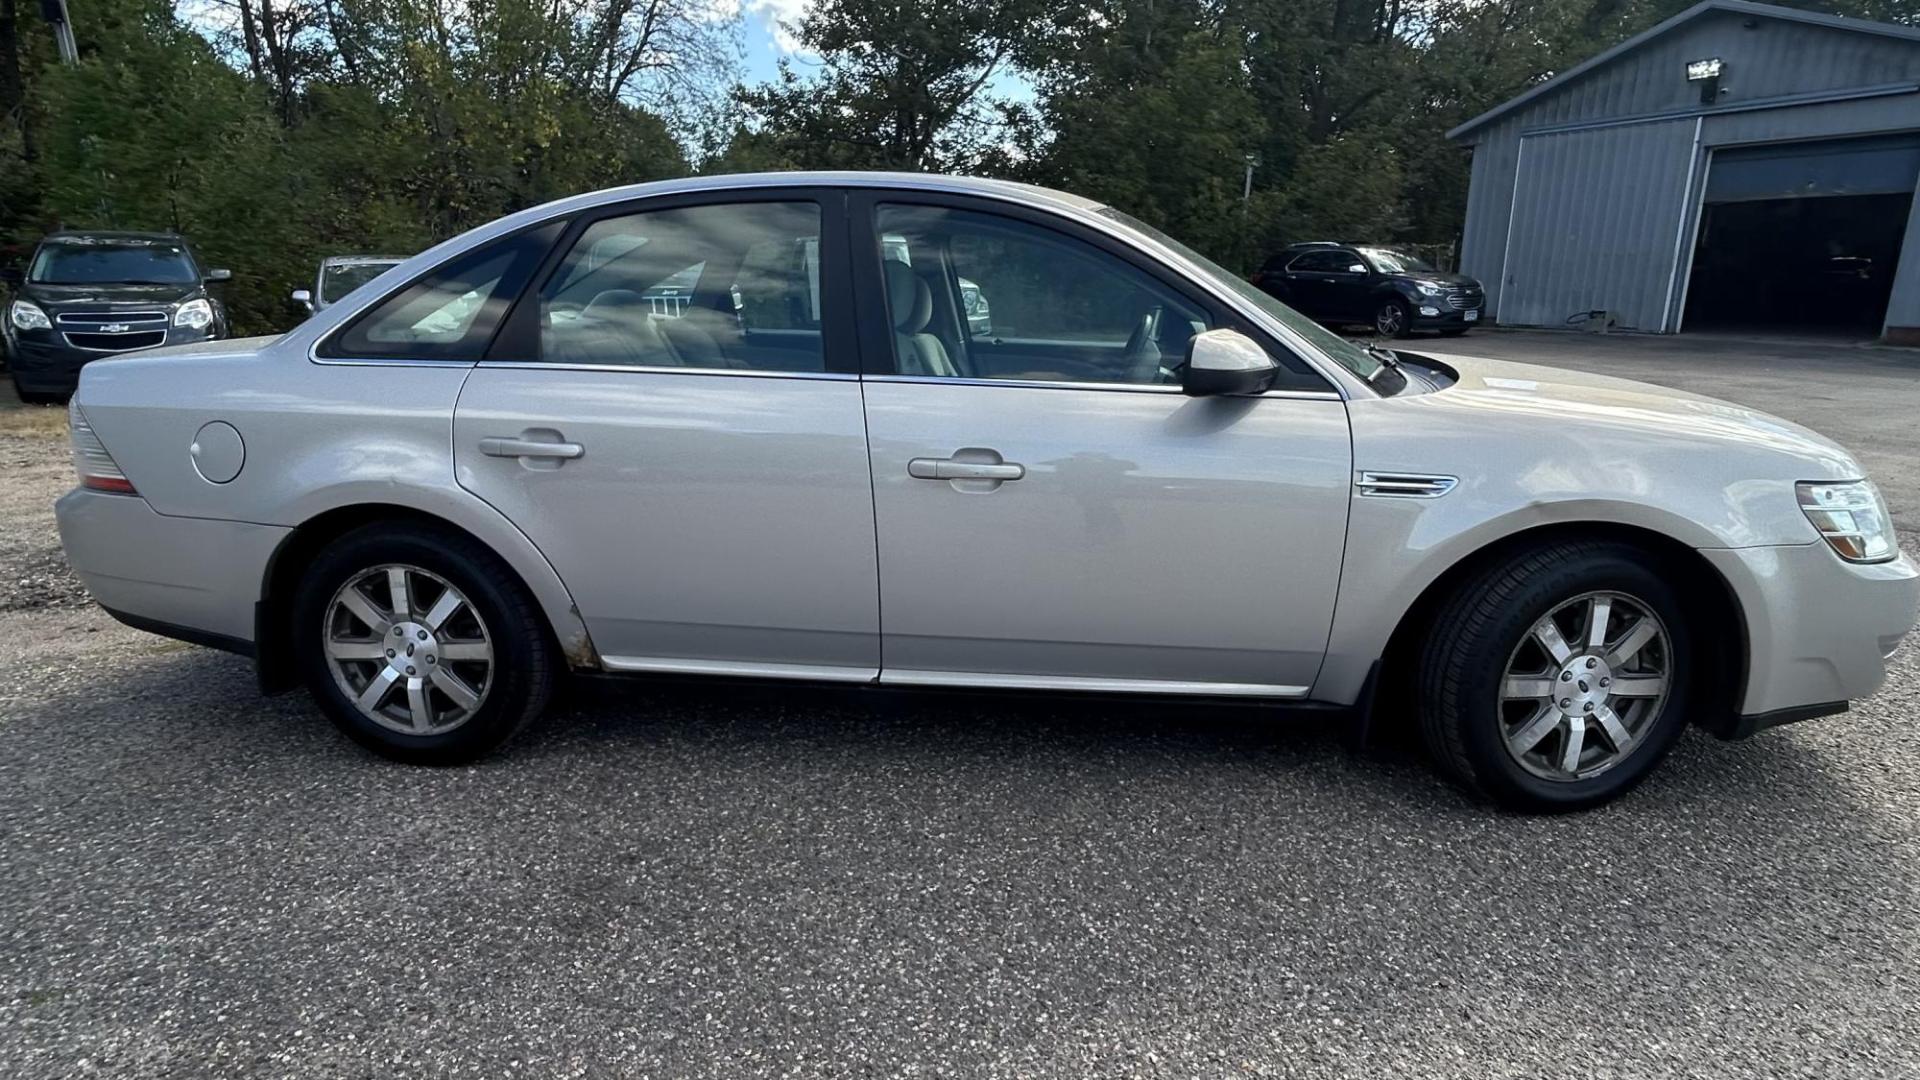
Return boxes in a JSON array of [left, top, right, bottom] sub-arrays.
[[0, 402, 69, 439]]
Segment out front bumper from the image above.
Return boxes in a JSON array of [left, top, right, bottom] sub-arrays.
[[1411, 306, 1482, 331], [55, 488, 288, 647], [1701, 542, 1919, 731], [7, 327, 214, 395]]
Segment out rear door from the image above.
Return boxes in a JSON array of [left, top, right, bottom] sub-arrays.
[[452, 191, 880, 680], [851, 192, 1352, 694]]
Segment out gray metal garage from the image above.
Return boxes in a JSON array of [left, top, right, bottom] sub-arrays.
[[1449, 0, 1920, 343]]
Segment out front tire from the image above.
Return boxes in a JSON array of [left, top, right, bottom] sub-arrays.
[[1373, 299, 1411, 339], [1416, 540, 1695, 812], [293, 522, 554, 763]]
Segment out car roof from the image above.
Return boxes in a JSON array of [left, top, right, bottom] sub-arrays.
[[41, 230, 185, 244]]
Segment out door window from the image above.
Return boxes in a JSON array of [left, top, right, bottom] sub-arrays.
[[874, 204, 1210, 386], [322, 222, 560, 361], [1286, 250, 1359, 273], [539, 201, 823, 372]]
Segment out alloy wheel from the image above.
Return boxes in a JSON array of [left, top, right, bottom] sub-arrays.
[[322, 564, 493, 735], [1375, 303, 1405, 337], [1498, 590, 1672, 782]]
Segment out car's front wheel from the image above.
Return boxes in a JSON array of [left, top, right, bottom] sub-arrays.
[[1417, 540, 1695, 811], [293, 522, 554, 763], [1373, 299, 1411, 338]]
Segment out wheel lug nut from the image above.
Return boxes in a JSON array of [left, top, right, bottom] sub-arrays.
[[418, 630, 429, 640], [426, 656, 436, 665], [1600, 678, 1610, 687], [406, 665, 416, 675], [1559, 698, 1572, 708], [386, 649, 396, 658], [1583, 702, 1594, 711], [1560, 672, 1572, 682], [1586, 658, 1597, 669], [394, 627, 404, 636]]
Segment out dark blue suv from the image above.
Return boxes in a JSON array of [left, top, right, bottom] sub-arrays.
[[1252, 243, 1484, 339]]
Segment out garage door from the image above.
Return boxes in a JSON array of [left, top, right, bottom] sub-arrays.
[[1705, 134, 1920, 203], [1500, 120, 1699, 332]]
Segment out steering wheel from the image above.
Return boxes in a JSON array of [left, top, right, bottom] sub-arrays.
[[1121, 308, 1168, 384]]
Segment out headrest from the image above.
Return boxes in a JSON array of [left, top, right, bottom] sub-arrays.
[[582, 289, 649, 320], [883, 259, 932, 333]]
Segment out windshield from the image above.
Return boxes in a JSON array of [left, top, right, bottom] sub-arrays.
[[29, 240, 198, 285], [1095, 208, 1384, 384], [320, 261, 400, 303], [1359, 247, 1436, 275]]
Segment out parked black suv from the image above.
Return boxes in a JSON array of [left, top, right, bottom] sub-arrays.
[[1252, 242, 1483, 338], [2, 231, 230, 402]]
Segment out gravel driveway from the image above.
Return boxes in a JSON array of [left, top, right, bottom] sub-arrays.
[[4, 338, 1919, 1078]]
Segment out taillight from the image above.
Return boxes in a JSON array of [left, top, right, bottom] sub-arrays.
[[68, 401, 137, 495]]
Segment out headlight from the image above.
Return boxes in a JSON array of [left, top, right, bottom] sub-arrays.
[[1414, 281, 1446, 297], [173, 298, 213, 330], [9, 299, 51, 331], [1797, 480, 1897, 563]]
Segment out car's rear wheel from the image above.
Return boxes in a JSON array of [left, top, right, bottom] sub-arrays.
[[1373, 299, 1410, 338], [1417, 540, 1694, 811], [293, 522, 553, 763]]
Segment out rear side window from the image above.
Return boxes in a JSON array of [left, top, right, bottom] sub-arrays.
[[321, 222, 561, 361], [536, 201, 823, 373], [1288, 250, 1358, 273]]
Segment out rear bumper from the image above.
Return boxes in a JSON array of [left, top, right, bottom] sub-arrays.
[[55, 488, 287, 646], [1701, 542, 1919, 729]]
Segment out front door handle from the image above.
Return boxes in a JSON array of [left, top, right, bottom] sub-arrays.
[[908, 457, 1024, 482], [479, 435, 585, 460]]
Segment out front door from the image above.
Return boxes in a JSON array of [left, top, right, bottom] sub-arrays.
[[454, 194, 880, 680], [853, 195, 1353, 694]]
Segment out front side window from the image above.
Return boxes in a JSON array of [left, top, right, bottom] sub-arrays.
[[30, 240, 198, 285], [538, 201, 823, 373], [1288, 250, 1360, 273], [323, 223, 560, 361], [874, 204, 1210, 386]]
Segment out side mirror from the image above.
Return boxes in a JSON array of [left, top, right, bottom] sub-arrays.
[[1182, 328, 1279, 397], [1345, 263, 1367, 275], [205, 268, 232, 283], [290, 288, 314, 314]]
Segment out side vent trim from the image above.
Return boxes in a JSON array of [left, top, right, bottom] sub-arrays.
[[1356, 471, 1458, 499]]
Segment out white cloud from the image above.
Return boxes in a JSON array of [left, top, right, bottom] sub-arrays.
[[744, 0, 812, 55]]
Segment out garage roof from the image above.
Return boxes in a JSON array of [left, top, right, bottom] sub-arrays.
[[1446, 0, 1920, 140]]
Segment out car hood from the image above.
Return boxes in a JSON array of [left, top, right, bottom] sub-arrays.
[[1418, 352, 1859, 478], [21, 281, 201, 310], [1390, 271, 1478, 288]]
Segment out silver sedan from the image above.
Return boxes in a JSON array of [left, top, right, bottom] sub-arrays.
[[54, 172, 1919, 811]]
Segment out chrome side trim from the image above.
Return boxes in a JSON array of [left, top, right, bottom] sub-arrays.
[[480, 361, 859, 381], [1356, 471, 1459, 499], [880, 669, 1311, 698], [864, 374, 1342, 399], [598, 655, 878, 682]]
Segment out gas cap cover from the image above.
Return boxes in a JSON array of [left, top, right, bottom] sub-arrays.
[[190, 421, 245, 484]]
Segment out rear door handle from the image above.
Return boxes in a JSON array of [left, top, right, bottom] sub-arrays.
[[479, 435, 585, 460], [908, 457, 1024, 481]]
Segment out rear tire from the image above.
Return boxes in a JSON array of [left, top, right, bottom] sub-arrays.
[[293, 521, 553, 764], [1416, 539, 1695, 812]]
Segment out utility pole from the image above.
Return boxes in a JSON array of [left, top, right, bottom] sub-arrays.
[[39, 0, 75, 64]]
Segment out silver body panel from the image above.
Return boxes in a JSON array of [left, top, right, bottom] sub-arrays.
[[49, 171, 1918, 723], [862, 379, 1349, 689], [452, 366, 879, 674]]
